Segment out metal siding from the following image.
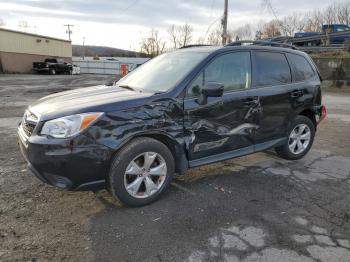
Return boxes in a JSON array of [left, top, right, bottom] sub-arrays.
[[0, 29, 72, 57]]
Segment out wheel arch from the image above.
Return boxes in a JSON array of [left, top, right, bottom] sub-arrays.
[[112, 132, 189, 174], [299, 108, 317, 129]]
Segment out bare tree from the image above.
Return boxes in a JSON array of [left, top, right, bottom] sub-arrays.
[[262, 20, 282, 38], [0, 18, 5, 27], [324, 4, 337, 25], [196, 36, 205, 45], [281, 13, 306, 36], [178, 24, 193, 47], [168, 25, 178, 49], [335, 2, 350, 25], [259, 0, 350, 39], [304, 10, 324, 32], [168, 23, 194, 49], [232, 24, 253, 40], [207, 26, 222, 45], [140, 29, 166, 58]]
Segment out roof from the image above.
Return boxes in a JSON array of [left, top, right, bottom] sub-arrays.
[[175, 44, 304, 56], [176, 46, 221, 53], [0, 27, 71, 43]]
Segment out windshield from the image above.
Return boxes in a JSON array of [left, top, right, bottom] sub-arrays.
[[116, 52, 208, 93]]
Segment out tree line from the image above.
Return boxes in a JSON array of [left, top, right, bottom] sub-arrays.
[[140, 1, 350, 57]]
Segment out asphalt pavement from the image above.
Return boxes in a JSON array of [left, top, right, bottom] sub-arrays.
[[0, 74, 349, 262]]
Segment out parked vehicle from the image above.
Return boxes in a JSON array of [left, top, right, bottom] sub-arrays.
[[71, 65, 81, 75], [18, 42, 326, 207], [294, 24, 350, 46], [33, 58, 73, 75]]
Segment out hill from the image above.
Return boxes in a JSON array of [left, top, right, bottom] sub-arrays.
[[72, 45, 146, 58]]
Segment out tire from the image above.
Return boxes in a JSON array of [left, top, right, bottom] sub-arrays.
[[275, 115, 315, 160], [109, 138, 174, 207], [49, 68, 56, 75]]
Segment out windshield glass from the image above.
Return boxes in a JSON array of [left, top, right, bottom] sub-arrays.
[[116, 52, 208, 93]]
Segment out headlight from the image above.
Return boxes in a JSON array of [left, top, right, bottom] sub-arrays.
[[41, 112, 103, 138]]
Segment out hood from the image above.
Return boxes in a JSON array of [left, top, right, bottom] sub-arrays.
[[29, 85, 151, 121]]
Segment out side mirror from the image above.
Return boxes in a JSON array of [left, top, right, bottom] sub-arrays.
[[198, 82, 224, 105]]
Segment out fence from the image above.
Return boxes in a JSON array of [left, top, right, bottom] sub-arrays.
[[72, 58, 149, 76]]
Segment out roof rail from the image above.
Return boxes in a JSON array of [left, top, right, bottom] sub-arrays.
[[225, 40, 298, 50], [179, 44, 214, 49]]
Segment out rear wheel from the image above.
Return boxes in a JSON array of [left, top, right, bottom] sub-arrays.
[[109, 138, 174, 207], [275, 115, 315, 160]]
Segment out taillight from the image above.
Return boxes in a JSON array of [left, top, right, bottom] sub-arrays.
[[317, 105, 327, 124]]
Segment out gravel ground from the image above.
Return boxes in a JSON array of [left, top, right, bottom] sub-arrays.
[[0, 74, 349, 262]]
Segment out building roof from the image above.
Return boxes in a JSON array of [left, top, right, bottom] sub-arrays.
[[0, 27, 71, 43]]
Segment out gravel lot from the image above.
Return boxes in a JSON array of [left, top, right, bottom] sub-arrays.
[[0, 74, 350, 262]]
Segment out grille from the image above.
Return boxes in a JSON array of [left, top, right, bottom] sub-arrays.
[[22, 121, 36, 137], [21, 111, 38, 138]]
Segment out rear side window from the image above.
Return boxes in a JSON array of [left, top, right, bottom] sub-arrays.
[[253, 52, 291, 87], [287, 54, 315, 82]]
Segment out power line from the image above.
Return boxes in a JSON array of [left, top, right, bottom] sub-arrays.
[[204, 17, 221, 42], [118, 0, 140, 15], [209, 0, 216, 21]]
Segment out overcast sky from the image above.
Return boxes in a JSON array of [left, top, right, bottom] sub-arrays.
[[0, 0, 339, 50]]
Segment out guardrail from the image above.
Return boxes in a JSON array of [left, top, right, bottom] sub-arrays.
[[291, 30, 350, 44]]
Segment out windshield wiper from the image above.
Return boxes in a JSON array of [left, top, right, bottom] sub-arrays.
[[153, 91, 165, 95], [118, 85, 137, 91]]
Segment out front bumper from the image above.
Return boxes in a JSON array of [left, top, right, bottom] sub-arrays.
[[18, 126, 113, 191], [33, 68, 49, 72]]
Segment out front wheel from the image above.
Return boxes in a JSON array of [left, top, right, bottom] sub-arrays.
[[109, 138, 174, 207], [275, 115, 315, 160]]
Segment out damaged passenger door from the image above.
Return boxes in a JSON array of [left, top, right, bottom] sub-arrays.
[[184, 51, 260, 165]]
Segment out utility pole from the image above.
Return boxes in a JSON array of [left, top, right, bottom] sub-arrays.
[[82, 37, 86, 60], [221, 0, 228, 45], [64, 24, 74, 41]]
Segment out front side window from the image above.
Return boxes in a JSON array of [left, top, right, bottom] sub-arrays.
[[253, 52, 291, 87], [187, 52, 251, 97], [116, 52, 209, 93], [287, 53, 315, 82]]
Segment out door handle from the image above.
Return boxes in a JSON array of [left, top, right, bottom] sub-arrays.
[[290, 90, 303, 98], [243, 96, 259, 106]]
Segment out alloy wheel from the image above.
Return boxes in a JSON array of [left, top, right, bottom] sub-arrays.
[[288, 124, 311, 155], [124, 152, 167, 198]]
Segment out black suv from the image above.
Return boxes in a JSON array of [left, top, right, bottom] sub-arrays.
[[18, 42, 326, 207]]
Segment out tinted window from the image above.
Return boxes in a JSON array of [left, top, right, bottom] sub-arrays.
[[187, 52, 251, 97], [253, 52, 291, 87], [336, 25, 350, 32], [288, 53, 315, 82]]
